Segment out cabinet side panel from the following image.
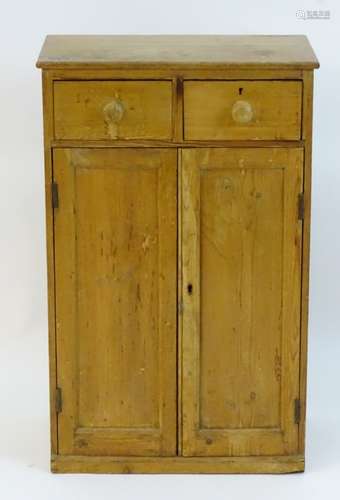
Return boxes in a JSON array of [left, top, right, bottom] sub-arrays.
[[299, 70, 314, 453], [42, 70, 58, 455]]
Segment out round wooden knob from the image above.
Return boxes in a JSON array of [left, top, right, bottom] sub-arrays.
[[231, 100, 253, 124], [103, 97, 125, 138], [103, 97, 125, 125]]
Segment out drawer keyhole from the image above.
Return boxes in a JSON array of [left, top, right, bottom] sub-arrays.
[[187, 283, 193, 295]]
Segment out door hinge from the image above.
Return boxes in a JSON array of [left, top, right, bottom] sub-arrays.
[[52, 182, 59, 209], [178, 300, 184, 315], [294, 398, 301, 424], [298, 193, 304, 220], [55, 387, 62, 413]]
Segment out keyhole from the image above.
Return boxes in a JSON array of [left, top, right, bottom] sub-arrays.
[[187, 283, 193, 295], [239, 87, 243, 95]]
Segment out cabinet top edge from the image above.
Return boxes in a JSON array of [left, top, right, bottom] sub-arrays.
[[36, 35, 320, 70]]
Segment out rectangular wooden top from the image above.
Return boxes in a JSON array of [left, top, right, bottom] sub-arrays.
[[36, 35, 319, 70]]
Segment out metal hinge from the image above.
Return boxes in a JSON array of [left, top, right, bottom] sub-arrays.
[[178, 300, 184, 315], [298, 193, 304, 220], [52, 182, 59, 209], [294, 398, 301, 424], [55, 387, 62, 413]]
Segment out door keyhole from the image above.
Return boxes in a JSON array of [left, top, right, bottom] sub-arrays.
[[187, 283, 193, 295]]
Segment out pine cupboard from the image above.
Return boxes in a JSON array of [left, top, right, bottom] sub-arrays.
[[36, 35, 319, 474]]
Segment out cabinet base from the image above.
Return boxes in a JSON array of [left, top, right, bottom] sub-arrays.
[[51, 454, 304, 474]]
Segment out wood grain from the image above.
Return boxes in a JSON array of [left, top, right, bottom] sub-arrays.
[[54, 81, 173, 140], [184, 81, 302, 140], [36, 35, 319, 70], [49, 68, 304, 81], [38, 34, 318, 473], [181, 148, 303, 457], [53, 148, 177, 456], [51, 139, 304, 148], [177, 149, 183, 455], [299, 70, 314, 453], [42, 70, 58, 455], [51, 454, 305, 474]]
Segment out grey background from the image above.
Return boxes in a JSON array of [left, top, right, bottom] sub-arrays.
[[0, 0, 338, 497]]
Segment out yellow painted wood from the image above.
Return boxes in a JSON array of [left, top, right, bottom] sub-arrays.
[[54, 148, 177, 456], [184, 81, 302, 140], [54, 81, 173, 140], [181, 148, 303, 457]]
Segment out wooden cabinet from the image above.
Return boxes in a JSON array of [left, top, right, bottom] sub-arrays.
[[37, 35, 319, 474]]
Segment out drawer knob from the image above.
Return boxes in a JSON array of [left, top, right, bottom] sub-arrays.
[[231, 100, 253, 124], [103, 97, 125, 138]]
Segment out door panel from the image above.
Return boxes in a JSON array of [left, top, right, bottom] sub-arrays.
[[181, 148, 303, 456], [54, 148, 177, 456]]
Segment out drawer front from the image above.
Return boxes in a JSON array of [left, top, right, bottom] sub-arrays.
[[54, 81, 173, 140], [184, 81, 302, 140]]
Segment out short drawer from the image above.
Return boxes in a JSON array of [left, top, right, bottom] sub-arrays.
[[184, 81, 302, 140], [54, 81, 173, 140]]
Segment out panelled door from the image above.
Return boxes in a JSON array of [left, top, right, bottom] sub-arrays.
[[181, 148, 303, 456], [53, 148, 177, 456]]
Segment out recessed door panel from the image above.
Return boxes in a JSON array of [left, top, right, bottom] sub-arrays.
[[181, 148, 303, 456], [54, 148, 177, 456]]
